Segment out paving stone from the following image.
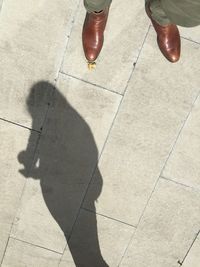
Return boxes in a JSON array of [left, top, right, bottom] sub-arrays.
[[59, 209, 135, 267], [163, 96, 200, 190], [0, 121, 38, 262], [180, 25, 200, 44], [2, 238, 61, 267], [11, 178, 67, 253], [83, 29, 200, 226], [61, 0, 150, 94], [120, 179, 200, 267], [0, 0, 79, 130], [182, 235, 200, 267], [11, 76, 121, 252]]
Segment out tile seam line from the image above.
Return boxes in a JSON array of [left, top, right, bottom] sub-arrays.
[[59, 71, 123, 96], [160, 175, 200, 193], [60, 25, 151, 263], [181, 36, 200, 45], [117, 81, 200, 267], [0, 236, 9, 266], [0, 118, 41, 133], [8, 236, 63, 255], [179, 229, 200, 265], [160, 90, 200, 177], [81, 207, 137, 228], [55, 0, 81, 80]]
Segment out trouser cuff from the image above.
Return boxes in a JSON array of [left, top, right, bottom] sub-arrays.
[[84, 0, 112, 12]]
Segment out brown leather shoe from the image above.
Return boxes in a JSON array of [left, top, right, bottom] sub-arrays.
[[145, 3, 180, 63], [82, 8, 109, 62]]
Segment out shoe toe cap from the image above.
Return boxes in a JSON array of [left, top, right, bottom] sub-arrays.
[[167, 49, 180, 63], [85, 49, 98, 62]]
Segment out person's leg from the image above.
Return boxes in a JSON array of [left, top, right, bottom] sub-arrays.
[[84, 0, 111, 13], [147, 0, 171, 26], [146, 0, 180, 63], [161, 0, 200, 27], [82, 0, 112, 66], [0, 0, 3, 12]]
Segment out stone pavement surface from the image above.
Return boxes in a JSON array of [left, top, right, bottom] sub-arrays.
[[0, 0, 200, 266]]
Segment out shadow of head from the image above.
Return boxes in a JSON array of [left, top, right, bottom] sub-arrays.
[[18, 81, 54, 178]]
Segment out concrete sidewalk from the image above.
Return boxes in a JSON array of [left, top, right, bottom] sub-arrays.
[[0, 0, 200, 266]]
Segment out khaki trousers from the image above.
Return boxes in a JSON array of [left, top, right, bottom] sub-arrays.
[[84, 0, 111, 12], [84, 0, 200, 27], [0, 0, 3, 11], [149, 0, 200, 27]]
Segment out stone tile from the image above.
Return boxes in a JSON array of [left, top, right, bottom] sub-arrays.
[[11, 76, 121, 252], [59, 209, 135, 267], [0, 121, 38, 262], [182, 235, 200, 267], [61, 0, 150, 94], [163, 96, 200, 190], [2, 238, 61, 267], [10, 178, 67, 253], [120, 179, 200, 267], [0, 0, 79, 130], [83, 29, 200, 226], [180, 25, 200, 44]]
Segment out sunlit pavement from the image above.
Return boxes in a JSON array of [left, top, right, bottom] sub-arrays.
[[0, 0, 200, 266]]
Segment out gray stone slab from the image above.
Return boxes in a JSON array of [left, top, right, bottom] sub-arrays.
[[0, 0, 79, 130], [163, 96, 200, 190], [120, 179, 200, 267], [59, 209, 135, 267], [11, 76, 121, 252], [11, 178, 67, 253], [61, 0, 150, 94], [0, 121, 38, 262], [182, 235, 200, 267], [83, 28, 200, 226], [180, 25, 200, 44], [2, 238, 61, 267]]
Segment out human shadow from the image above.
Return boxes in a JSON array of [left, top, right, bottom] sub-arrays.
[[18, 81, 109, 267]]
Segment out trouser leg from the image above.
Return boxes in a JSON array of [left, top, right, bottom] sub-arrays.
[[147, 0, 171, 25], [0, 0, 3, 11], [161, 0, 200, 27], [84, 0, 112, 12], [145, 0, 180, 62]]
